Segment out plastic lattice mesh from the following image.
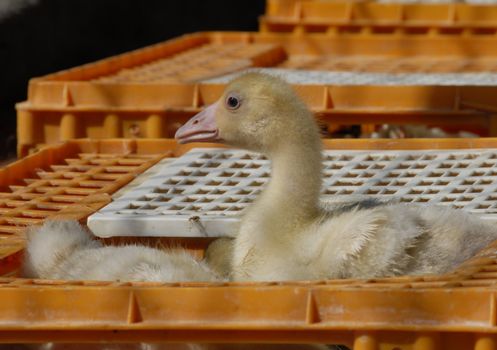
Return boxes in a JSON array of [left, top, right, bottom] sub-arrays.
[[0, 151, 162, 264], [93, 43, 284, 83], [203, 68, 497, 86], [88, 148, 497, 238]]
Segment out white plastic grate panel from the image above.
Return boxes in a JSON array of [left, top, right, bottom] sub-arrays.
[[88, 148, 497, 238], [203, 68, 497, 86]]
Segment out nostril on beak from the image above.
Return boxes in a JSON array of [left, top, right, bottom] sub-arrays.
[[193, 120, 199, 125]]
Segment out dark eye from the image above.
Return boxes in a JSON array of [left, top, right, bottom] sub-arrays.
[[225, 94, 241, 110]]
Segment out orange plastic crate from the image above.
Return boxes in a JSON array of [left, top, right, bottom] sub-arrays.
[[261, 0, 497, 35], [2, 138, 497, 348], [16, 31, 497, 156], [0, 139, 176, 275]]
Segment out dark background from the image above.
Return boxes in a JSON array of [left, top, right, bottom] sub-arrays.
[[0, 0, 265, 160]]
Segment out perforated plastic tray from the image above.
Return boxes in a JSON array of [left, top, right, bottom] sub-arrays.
[[94, 43, 285, 84], [88, 147, 497, 238], [205, 67, 497, 85], [0, 139, 170, 275]]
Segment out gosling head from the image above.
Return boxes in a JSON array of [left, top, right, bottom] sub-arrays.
[[175, 72, 319, 154]]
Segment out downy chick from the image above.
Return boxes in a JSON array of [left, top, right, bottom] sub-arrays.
[[176, 72, 497, 282]]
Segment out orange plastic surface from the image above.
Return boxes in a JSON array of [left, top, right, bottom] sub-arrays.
[[94, 42, 286, 84], [0, 139, 171, 274], [261, 0, 497, 35], [3, 138, 497, 347], [28, 32, 497, 85]]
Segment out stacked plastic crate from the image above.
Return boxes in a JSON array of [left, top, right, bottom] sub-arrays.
[[260, 0, 497, 35], [5, 1, 497, 348], [18, 31, 497, 156]]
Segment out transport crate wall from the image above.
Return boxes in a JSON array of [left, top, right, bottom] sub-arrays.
[[261, 0, 497, 35], [3, 138, 497, 349], [17, 32, 497, 156]]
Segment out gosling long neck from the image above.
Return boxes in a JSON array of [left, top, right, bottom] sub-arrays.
[[254, 136, 323, 227]]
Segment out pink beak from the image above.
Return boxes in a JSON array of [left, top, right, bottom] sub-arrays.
[[175, 103, 221, 144]]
